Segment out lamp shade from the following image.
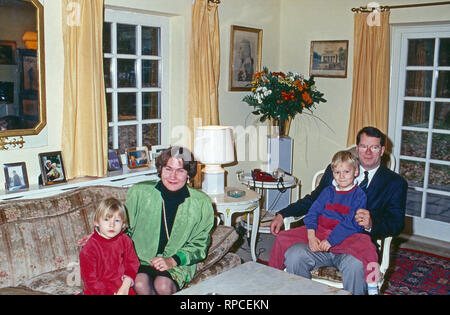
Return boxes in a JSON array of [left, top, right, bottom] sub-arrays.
[[194, 126, 235, 165]]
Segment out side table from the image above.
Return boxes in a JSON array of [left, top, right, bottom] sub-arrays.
[[238, 173, 300, 233], [208, 186, 261, 262]]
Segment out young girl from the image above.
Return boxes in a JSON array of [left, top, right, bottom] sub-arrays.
[[79, 198, 140, 295]]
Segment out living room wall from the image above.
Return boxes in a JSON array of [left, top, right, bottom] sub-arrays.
[[1, 0, 448, 195]]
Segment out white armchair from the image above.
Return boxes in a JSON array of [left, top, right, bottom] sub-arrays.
[[283, 145, 396, 290]]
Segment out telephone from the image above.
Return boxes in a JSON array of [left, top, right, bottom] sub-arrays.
[[251, 169, 276, 182]]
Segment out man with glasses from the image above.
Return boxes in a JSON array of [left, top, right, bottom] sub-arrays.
[[269, 126, 407, 295]]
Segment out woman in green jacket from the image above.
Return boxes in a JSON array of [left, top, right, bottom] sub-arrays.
[[126, 146, 214, 295]]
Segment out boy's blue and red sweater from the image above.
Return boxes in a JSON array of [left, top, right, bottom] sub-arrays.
[[303, 184, 367, 247]]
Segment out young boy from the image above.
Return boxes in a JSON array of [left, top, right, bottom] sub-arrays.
[[269, 151, 379, 295], [79, 198, 140, 295]]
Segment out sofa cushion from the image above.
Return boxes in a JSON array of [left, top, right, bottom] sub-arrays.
[[195, 225, 239, 274], [18, 267, 83, 295]]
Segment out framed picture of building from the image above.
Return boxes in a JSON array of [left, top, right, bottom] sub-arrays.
[[310, 40, 349, 78]]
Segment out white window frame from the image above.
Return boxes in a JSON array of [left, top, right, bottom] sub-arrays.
[[389, 23, 450, 241], [104, 8, 170, 152]]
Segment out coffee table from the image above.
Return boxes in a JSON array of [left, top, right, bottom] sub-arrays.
[[177, 262, 351, 295]]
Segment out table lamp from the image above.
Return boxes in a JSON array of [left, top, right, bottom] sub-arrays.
[[194, 125, 235, 195]]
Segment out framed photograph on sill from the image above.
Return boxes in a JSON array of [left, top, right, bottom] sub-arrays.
[[108, 149, 123, 172], [39, 151, 67, 186], [126, 146, 150, 169], [229, 25, 263, 91], [310, 40, 349, 78], [3, 162, 29, 193]]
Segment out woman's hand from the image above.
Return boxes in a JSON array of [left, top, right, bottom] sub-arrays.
[[77, 233, 93, 247], [150, 257, 177, 272]]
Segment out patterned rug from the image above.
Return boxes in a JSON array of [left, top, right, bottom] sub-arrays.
[[383, 248, 450, 295]]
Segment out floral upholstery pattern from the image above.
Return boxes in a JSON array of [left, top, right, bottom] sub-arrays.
[[0, 186, 240, 294]]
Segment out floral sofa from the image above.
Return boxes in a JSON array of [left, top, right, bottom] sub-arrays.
[[0, 185, 241, 295]]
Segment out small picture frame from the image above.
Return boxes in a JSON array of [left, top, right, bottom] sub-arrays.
[[0, 41, 16, 65], [3, 162, 29, 192], [310, 40, 349, 78], [126, 146, 150, 169], [108, 149, 123, 172], [229, 25, 263, 91], [39, 151, 67, 186]]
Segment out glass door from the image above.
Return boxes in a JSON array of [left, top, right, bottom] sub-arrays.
[[389, 24, 450, 241]]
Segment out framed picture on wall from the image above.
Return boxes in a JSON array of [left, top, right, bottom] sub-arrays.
[[38, 151, 67, 186], [0, 41, 16, 65], [126, 146, 150, 169], [310, 40, 349, 78], [229, 25, 263, 91], [3, 162, 29, 192]]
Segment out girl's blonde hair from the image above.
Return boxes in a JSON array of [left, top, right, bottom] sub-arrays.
[[93, 197, 128, 229], [331, 150, 359, 170]]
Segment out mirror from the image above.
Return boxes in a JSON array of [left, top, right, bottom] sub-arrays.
[[0, 0, 46, 139]]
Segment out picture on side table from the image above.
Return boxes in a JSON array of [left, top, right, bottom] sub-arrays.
[[229, 25, 262, 91], [3, 162, 29, 192], [39, 151, 67, 186], [108, 149, 123, 172], [126, 146, 150, 169], [310, 40, 349, 78]]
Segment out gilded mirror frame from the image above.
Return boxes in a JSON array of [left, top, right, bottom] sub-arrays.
[[0, 0, 46, 143]]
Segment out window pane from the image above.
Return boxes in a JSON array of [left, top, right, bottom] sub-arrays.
[[117, 24, 136, 55], [143, 123, 161, 148], [425, 193, 450, 223], [400, 159, 425, 188], [142, 92, 160, 119], [117, 59, 136, 88], [118, 93, 136, 121], [436, 71, 450, 98], [118, 125, 137, 153], [104, 58, 111, 89], [407, 38, 435, 66], [403, 101, 430, 127], [106, 93, 112, 122], [142, 27, 160, 56], [142, 60, 159, 88], [405, 71, 433, 97], [431, 133, 450, 161], [434, 102, 450, 130], [405, 189, 422, 218], [438, 38, 450, 66], [429, 164, 450, 192], [401, 130, 427, 158], [108, 127, 113, 150], [103, 22, 111, 54]]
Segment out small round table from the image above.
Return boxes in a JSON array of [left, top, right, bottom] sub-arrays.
[[208, 186, 261, 261]]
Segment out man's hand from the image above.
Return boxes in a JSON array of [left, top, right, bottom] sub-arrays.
[[150, 257, 177, 272], [319, 240, 332, 252], [355, 209, 372, 230], [270, 214, 284, 236], [307, 229, 321, 252]]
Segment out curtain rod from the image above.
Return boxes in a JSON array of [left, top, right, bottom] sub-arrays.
[[352, 1, 450, 13]]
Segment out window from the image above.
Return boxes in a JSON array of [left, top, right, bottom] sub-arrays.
[[103, 9, 169, 154], [389, 24, 450, 240]]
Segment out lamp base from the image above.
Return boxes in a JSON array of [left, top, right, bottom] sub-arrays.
[[202, 170, 225, 195]]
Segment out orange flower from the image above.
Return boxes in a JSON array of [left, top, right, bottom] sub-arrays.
[[302, 91, 312, 105]]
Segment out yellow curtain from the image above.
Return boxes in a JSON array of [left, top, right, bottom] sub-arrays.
[[61, 0, 108, 179], [347, 11, 390, 146], [188, 0, 220, 146]]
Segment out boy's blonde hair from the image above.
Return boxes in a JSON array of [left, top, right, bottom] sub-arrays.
[[331, 150, 359, 170], [93, 198, 128, 229]]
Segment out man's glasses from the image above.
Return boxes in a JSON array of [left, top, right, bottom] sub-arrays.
[[358, 144, 382, 152]]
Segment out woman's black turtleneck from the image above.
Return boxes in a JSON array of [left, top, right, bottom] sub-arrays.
[[155, 180, 190, 259]]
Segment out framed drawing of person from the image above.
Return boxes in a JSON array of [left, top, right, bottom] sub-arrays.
[[3, 162, 29, 193], [229, 25, 262, 91], [38, 151, 67, 186]]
